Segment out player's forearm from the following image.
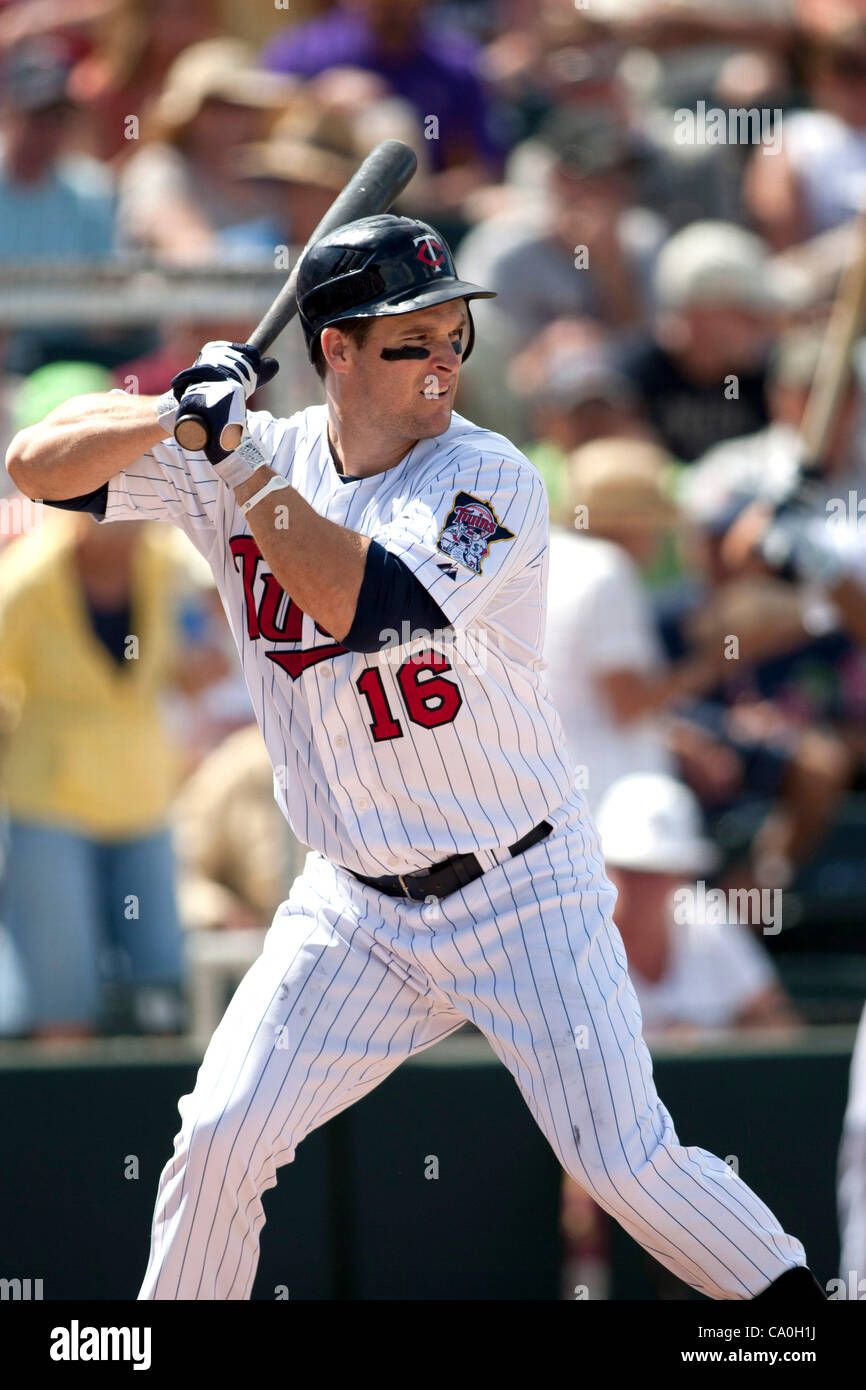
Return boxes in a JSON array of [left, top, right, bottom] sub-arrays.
[[234, 467, 370, 642], [5, 393, 167, 501]]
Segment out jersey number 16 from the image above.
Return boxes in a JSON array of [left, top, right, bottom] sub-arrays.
[[356, 654, 462, 742]]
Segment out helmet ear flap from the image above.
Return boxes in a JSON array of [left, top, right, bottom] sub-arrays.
[[463, 304, 476, 363]]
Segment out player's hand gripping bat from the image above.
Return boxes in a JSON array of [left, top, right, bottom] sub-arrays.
[[173, 139, 418, 453]]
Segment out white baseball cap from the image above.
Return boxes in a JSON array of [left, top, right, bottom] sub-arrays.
[[595, 772, 720, 875]]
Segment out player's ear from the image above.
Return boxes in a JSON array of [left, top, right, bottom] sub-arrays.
[[320, 326, 353, 376]]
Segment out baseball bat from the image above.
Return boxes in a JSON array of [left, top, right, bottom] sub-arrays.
[[719, 208, 866, 572], [173, 139, 418, 452], [792, 206, 866, 484]]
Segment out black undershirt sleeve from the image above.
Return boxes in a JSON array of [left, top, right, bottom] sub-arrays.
[[43, 484, 109, 518], [341, 539, 453, 653]]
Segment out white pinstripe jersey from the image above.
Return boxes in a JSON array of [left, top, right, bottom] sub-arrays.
[[104, 404, 574, 877]]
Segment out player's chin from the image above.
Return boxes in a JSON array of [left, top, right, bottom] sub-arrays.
[[411, 399, 453, 435]]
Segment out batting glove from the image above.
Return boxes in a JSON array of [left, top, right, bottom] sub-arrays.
[[170, 340, 279, 402], [169, 341, 278, 475], [173, 378, 272, 484]]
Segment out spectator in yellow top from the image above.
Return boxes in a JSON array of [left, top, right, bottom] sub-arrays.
[[0, 510, 227, 1038]]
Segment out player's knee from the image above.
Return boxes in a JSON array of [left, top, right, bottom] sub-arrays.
[[567, 1117, 676, 1214], [177, 1101, 273, 1189]]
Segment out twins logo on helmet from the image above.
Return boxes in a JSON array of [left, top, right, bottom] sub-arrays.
[[413, 233, 446, 269], [436, 491, 516, 575]]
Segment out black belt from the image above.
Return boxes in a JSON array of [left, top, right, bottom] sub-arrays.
[[348, 819, 553, 902]]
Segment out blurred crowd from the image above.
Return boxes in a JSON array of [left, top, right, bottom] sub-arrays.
[[1, 0, 866, 1290]]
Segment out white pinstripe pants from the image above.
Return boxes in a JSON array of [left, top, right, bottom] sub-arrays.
[[138, 789, 807, 1300], [838, 998, 866, 1288]]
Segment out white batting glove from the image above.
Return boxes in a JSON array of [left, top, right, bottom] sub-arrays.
[[170, 341, 278, 404], [195, 341, 260, 396], [174, 378, 262, 485]]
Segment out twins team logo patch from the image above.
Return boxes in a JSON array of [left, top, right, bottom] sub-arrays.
[[436, 491, 515, 575]]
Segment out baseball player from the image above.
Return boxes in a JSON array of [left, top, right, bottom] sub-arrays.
[[7, 214, 826, 1302]]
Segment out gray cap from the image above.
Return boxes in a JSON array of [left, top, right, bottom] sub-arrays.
[[542, 348, 636, 411], [654, 221, 790, 312], [538, 107, 640, 179]]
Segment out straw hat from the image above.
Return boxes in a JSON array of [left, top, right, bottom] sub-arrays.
[[568, 437, 677, 531], [152, 39, 297, 140], [236, 102, 361, 193]]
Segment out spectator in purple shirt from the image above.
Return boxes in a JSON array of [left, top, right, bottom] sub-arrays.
[[261, 0, 502, 217]]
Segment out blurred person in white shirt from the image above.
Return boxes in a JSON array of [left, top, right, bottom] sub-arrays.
[[596, 772, 800, 1039], [543, 438, 727, 812]]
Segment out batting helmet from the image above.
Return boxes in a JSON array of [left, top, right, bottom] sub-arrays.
[[295, 214, 496, 364]]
